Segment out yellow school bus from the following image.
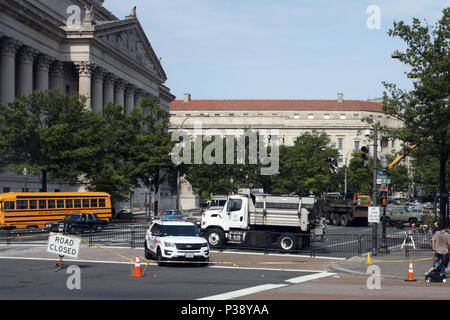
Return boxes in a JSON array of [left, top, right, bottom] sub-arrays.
[[0, 192, 112, 229]]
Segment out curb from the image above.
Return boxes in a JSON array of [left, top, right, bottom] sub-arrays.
[[329, 262, 403, 280]]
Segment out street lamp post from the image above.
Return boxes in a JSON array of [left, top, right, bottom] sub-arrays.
[[22, 168, 28, 192], [176, 115, 192, 210]]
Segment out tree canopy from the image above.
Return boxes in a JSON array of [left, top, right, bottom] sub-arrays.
[[382, 8, 450, 224]]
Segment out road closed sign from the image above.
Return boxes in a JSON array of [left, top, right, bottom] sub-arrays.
[[47, 234, 81, 258], [368, 206, 380, 223]]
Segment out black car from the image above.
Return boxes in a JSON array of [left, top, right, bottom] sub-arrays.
[[46, 213, 108, 233]]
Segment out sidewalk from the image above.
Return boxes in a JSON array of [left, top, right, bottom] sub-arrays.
[[330, 250, 446, 280]]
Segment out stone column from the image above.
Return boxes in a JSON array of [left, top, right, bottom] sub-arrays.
[[50, 61, 65, 91], [124, 84, 136, 115], [75, 61, 94, 110], [35, 54, 53, 92], [0, 37, 20, 104], [17, 46, 37, 96], [103, 73, 115, 106], [114, 79, 126, 112], [91, 67, 104, 113], [134, 88, 144, 108]]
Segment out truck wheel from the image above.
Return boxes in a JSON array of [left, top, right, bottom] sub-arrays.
[[206, 229, 225, 248], [331, 214, 340, 226], [277, 234, 298, 251], [340, 215, 351, 227]]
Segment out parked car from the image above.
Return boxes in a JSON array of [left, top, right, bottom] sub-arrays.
[[144, 220, 209, 264], [153, 209, 189, 221], [188, 210, 203, 228], [45, 213, 108, 233]]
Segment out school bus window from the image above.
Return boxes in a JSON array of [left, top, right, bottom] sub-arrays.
[[17, 200, 28, 210], [65, 199, 73, 208], [99, 199, 106, 207], [90, 199, 98, 207], [5, 201, 15, 210], [48, 200, 56, 209], [82, 199, 89, 208], [29, 200, 37, 209], [57, 200, 64, 208], [39, 200, 46, 209], [74, 199, 81, 208]]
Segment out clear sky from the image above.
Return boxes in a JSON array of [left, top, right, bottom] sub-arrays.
[[105, 0, 449, 101]]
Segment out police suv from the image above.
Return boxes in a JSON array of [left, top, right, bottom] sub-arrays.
[[144, 221, 209, 264]]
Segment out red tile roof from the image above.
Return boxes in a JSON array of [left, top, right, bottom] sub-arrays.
[[170, 99, 382, 112]]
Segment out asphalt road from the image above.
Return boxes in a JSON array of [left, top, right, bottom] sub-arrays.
[[0, 258, 327, 300]]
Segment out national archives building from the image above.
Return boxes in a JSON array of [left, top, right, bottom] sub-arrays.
[[0, 0, 175, 195], [169, 93, 405, 167], [169, 93, 406, 209]]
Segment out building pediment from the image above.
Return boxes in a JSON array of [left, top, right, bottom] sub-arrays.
[[93, 18, 166, 81]]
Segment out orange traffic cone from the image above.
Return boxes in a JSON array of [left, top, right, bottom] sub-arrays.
[[56, 255, 64, 267], [131, 256, 143, 277], [405, 259, 416, 282]]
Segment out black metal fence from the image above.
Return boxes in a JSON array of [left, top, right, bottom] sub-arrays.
[[0, 223, 434, 256]]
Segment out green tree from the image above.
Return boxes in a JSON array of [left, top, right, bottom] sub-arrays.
[[77, 103, 136, 203], [184, 130, 265, 198], [382, 8, 450, 224], [127, 97, 174, 212], [271, 130, 339, 195], [346, 151, 372, 195], [0, 90, 94, 191]]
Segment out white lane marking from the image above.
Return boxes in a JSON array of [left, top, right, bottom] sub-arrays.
[[0, 256, 133, 265], [198, 284, 288, 300], [324, 239, 359, 248], [285, 272, 336, 284], [198, 271, 335, 300], [209, 265, 329, 273]]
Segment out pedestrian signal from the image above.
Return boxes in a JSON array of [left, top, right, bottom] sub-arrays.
[[380, 190, 388, 207]]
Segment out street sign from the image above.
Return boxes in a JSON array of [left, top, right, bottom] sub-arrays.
[[47, 234, 81, 258], [377, 177, 391, 184], [368, 206, 380, 223]]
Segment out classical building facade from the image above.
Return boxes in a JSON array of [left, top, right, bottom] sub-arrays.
[[169, 93, 404, 167], [0, 0, 175, 197]]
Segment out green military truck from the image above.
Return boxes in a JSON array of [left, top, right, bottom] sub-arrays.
[[318, 193, 370, 227]]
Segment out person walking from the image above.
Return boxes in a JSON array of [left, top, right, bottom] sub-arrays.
[[431, 224, 450, 276]]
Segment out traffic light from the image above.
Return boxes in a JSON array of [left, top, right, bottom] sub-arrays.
[[380, 190, 388, 206], [360, 146, 369, 168]]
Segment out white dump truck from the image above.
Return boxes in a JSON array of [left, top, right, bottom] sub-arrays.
[[200, 189, 325, 251]]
